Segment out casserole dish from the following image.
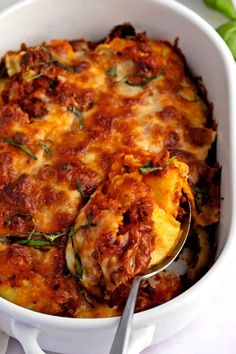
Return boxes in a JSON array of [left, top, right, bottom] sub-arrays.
[[0, 0, 235, 353]]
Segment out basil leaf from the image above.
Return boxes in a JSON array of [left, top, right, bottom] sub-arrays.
[[27, 71, 45, 81], [0, 237, 9, 244], [0, 229, 65, 250], [1, 137, 37, 160], [68, 226, 81, 238], [0, 230, 65, 241], [217, 21, 236, 59], [41, 44, 78, 72], [139, 160, 163, 174], [68, 214, 96, 240], [27, 60, 53, 81], [139, 157, 176, 174], [76, 180, 87, 200], [69, 233, 83, 279], [106, 66, 117, 77], [125, 70, 165, 87], [203, 0, 236, 19], [68, 106, 83, 129], [28, 60, 54, 68], [83, 213, 97, 228], [74, 252, 83, 279], [191, 185, 204, 195], [0, 234, 58, 247], [125, 74, 157, 87], [191, 183, 209, 213], [17, 239, 58, 247], [165, 156, 176, 166], [39, 140, 53, 157]]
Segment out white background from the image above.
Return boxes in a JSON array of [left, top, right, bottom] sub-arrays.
[[1, 1, 236, 353]]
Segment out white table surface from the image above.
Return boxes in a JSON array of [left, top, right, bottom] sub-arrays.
[[2, 0, 236, 353]]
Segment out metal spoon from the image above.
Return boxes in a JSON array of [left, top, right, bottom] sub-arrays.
[[110, 201, 191, 354]]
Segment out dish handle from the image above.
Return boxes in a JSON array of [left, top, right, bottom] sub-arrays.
[[128, 325, 155, 354], [11, 320, 45, 354], [11, 320, 155, 354]]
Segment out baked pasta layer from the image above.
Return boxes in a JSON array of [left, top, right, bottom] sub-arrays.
[[0, 24, 220, 317]]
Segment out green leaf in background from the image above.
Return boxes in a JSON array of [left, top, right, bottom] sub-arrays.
[[217, 21, 236, 59], [203, 0, 236, 20]]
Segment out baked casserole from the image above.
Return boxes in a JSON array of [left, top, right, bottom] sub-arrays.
[[0, 24, 220, 317]]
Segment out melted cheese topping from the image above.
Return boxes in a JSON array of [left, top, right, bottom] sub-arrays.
[[0, 25, 220, 316]]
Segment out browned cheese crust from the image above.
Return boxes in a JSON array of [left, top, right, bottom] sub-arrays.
[[0, 24, 220, 317]]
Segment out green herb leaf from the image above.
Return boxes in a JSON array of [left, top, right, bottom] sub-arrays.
[[217, 21, 236, 59], [27, 60, 54, 81], [76, 180, 87, 200], [39, 139, 53, 157], [69, 234, 83, 279], [191, 183, 209, 213], [68, 225, 81, 238], [125, 70, 165, 87], [17, 239, 58, 247], [41, 44, 78, 72], [191, 184, 205, 195], [203, 0, 236, 20], [28, 60, 55, 68], [68, 213, 96, 241], [139, 156, 176, 174], [0, 230, 65, 241], [27, 71, 45, 81], [83, 212, 97, 229], [47, 78, 58, 91], [1, 137, 37, 160], [68, 106, 83, 129], [0, 236, 11, 244], [55, 60, 78, 72], [139, 160, 163, 174], [74, 252, 83, 279], [165, 156, 176, 166], [0, 229, 64, 250], [106, 66, 117, 77], [68, 214, 96, 240]]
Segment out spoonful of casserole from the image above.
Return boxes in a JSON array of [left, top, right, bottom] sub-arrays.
[[66, 148, 191, 302]]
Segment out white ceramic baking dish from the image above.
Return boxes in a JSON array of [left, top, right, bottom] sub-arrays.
[[0, 0, 235, 353]]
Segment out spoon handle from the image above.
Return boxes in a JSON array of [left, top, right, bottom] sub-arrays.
[[110, 276, 142, 354]]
